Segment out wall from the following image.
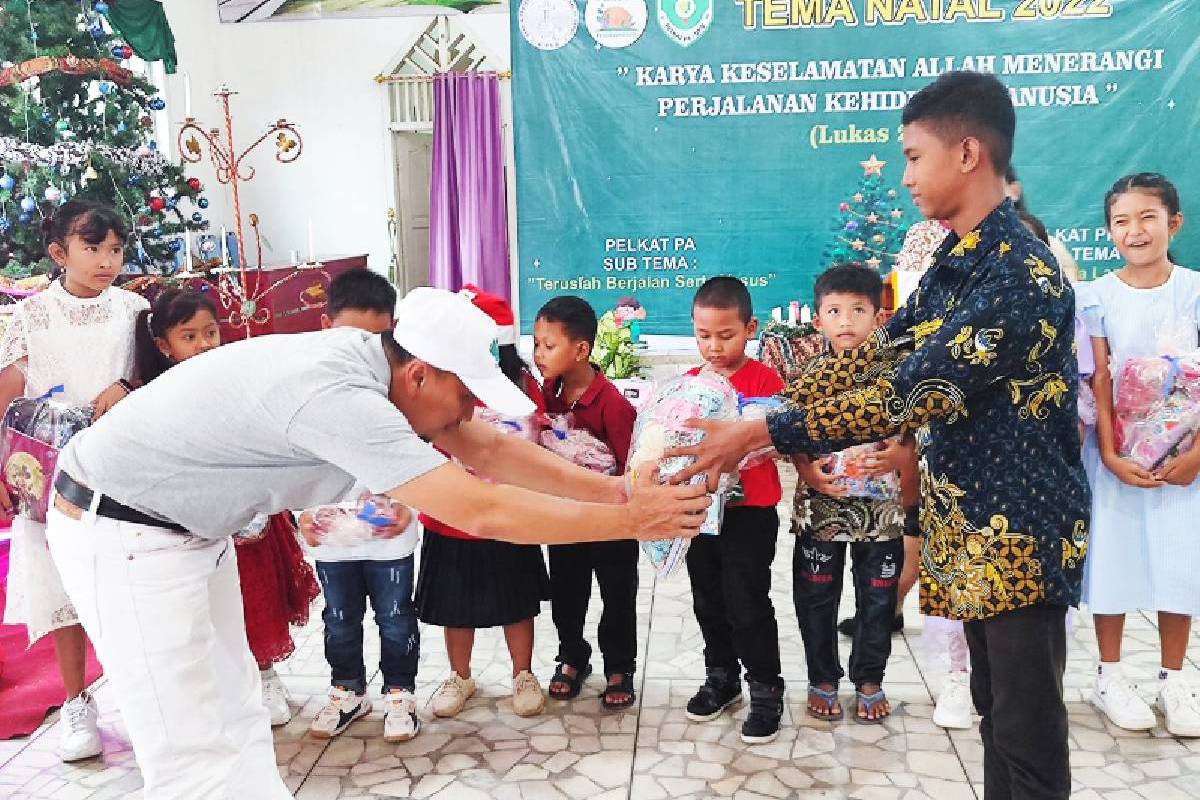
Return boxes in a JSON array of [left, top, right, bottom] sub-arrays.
[[159, 1, 510, 272]]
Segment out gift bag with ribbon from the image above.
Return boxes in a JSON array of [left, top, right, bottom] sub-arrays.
[[1, 386, 93, 523]]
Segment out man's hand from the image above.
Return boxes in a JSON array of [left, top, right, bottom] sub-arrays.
[[1102, 452, 1162, 489], [860, 439, 912, 478], [626, 466, 710, 541], [297, 510, 321, 547], [91, 381, 129, 419], [1154, 447, 1200, 487], [794, 456, 848, 497], [666, 418, 769, 491]]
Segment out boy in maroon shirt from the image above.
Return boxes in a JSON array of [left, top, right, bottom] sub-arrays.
[[684, 277, 786, 743], [533, 296, 639, 709]]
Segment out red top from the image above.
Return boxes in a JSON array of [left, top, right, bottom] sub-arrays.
[[686, 359, 784, 507], [542, 369, 636, 473], [420, 371, 545, 541]]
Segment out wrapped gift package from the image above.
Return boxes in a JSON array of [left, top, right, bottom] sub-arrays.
[[309, 493, 413, 549], [540, 415, 618, 474], [1114, 353, 1200, 468], [476, 408, 540, 442], [822, 441, 901, 501], [1, 390, 92, 523], [628, 372, 739, 577]]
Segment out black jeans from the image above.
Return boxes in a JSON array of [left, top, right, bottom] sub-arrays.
[[548, 540, 639, 675], [964, 603, 1070, 800], [793, 536, 903, 687], [316, 557, 419, 694], [685, 506, 782, 687]]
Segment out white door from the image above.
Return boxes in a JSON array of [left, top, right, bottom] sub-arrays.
[[393, 131, 433, 295]]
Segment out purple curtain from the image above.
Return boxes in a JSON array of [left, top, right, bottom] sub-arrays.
[[429, 72, 511, 299]]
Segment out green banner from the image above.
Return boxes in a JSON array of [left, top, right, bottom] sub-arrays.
[[511, 0, 1199, 334]]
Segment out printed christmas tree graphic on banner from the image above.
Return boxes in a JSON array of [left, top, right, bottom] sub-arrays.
[[822, 154, 913, 275]]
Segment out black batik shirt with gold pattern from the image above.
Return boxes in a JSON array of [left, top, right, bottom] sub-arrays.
[[767, 200, 1090, 622]]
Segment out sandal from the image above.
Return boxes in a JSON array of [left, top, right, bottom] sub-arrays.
[[548, 663, 592, 701], [855, 688, 891, 724], [600, 672, 636, 711], [807, 684, 844, 721]]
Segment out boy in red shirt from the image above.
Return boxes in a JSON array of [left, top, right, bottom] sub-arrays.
[[684, 277, 786, 743], [534, 296, 639, 710]]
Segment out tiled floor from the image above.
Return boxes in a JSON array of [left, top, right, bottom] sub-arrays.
[[2, 467, 1199, 799]]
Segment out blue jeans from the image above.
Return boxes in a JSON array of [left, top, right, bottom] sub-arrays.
[[316, 557, 419, 694]]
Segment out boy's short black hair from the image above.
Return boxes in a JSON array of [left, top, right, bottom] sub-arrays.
[[692, 276, 752, 324], [901, 70, 1015, 176], [814, 264, 883, 312], [536, 296, 597, 345], [327, 268, 397, 318]]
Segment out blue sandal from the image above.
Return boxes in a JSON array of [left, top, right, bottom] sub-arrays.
[[855, 688, 891, 724], [806, 684, 843, 721]]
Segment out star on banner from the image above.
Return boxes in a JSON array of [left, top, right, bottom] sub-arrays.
[[867, 212, 879, 223], [852, 239, 865, 251], [866, 256, 882, 270], [860, 154, 886, 177]]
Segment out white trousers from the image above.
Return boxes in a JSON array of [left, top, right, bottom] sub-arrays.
[[45, 503, 292, 800]]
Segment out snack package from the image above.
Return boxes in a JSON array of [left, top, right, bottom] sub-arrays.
[[821, 441, 901, 501], [1114, 353, 1200, 468], [308, 493, 414, 548], [540, 414, 618, 474], [1, 387, 93, 522], [628, 372, 739, 577]]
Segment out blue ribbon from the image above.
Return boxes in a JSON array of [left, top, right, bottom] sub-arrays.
[[356, 500, 395, 528], [1161, 356, 1181, 398], [36, 384, 64, 401]]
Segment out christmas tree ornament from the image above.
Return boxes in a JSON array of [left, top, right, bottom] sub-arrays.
[[0, 175, 13, 191], [165, 197, 177, 210], [94, 1, 110, 14], [43, 187, 61, 203], [148, 97, 166, 111], [126, 175, 142, 187], [845, 220, 858, 231], [140, 115, 153, 128], [148, 141, 158, 151], [83, 163, 99, 182], [887, 189, 897, 199], [860, 154, 886, 177], [169, 240, 182, 253], [891, 208, 903, 219], [19, 196, 36, 213], [838, 202, 849, 212], [873, 234, 885, 244], [0, 217, 9, 234], [866, 212, 879, 223], [852, 239, 865, 251], [98, 81, 113, 95], [187, 177, 201, 191], [148, 196, 165, 213], [18, 212, 31, 224], [191, 212, 202, 223], [853, 193, 864, 203], [197, 197, 209, 209], [54, 119, 70, 134]]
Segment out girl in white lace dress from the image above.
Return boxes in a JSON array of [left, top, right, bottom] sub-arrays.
[[0, 201, 147, 761]]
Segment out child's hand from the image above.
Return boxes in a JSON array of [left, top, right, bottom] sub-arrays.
[[91, 381, 130, 419], [861, 439, 910, 477], [1102, 453, 1162, 489], [297, 511, 322, 547], [795, 456, 848, 498], [0, 483, 13, 519], [1154, 448, 1200, 487], [372, 505, 414, 539]]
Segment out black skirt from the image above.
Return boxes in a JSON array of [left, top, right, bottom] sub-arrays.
[[416, 530, 551, 628]]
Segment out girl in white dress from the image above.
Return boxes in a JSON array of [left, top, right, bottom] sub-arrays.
[[1079, 173, 1200, 738], [0, 200, 147, 760]]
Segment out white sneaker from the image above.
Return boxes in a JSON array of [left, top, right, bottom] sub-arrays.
[[383, 691, 421, 743], [431, 673, 476, 718], [1158, 676, 1200, 737], [309, 687, 371, 739], [933, 672, 973, 730], [58, 691, 102, 762], [261, 671, 293, 727], [512, 670, 546, 717], [1091, 666, 1156, 731]]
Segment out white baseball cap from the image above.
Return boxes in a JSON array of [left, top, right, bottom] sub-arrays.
[[393, 287, 536, 417]]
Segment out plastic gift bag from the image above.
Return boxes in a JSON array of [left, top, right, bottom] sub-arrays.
[[540, 414, 618, 474], [821, 441, 902, 501], [628, 372, 739, 577], [1113, 352, 1200, 469], [475, 407, 540, 442], [308, 493, 414, 549], [1, 386, 93, 523]]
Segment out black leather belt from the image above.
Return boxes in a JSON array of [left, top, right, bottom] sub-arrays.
[[54, 472, 189, 534]]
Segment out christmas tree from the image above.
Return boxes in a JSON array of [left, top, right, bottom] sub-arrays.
[[822, 154, 912, 275], [0, 0, 202, 277]]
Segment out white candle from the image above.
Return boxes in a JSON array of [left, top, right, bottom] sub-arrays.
[[307, 218, 316, 264], [184, 73, 192, 118], [220, 225, 229, 267], [183, 231, 191, 272]]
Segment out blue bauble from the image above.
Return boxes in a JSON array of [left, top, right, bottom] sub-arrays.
[[197, 197, 209, 209], [19, 196, 36, 212], [18, 212, 31, 224], [87, 22, 105, 41], [98, 81, 113, 95], [40, 109, 52, 122], [0, 218, 10, 234], [148, 140, 158, 151], [148, 97, 166, 111], [126, 175, 141, 187], [165, 198, 177, 211], [110, 44, 125, 58], [845, 220, 858, 231], [191, 212, 203, 223], [94, 1, 109, 14], [169, 240, 182, 253], [116, 122, 126, 133], [0, 175, 13, 191]]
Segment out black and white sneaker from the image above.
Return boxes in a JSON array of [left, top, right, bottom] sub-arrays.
[[741, 679, 785, 744], [685, 668, 742, 722], [310, 687, 371, 739]]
